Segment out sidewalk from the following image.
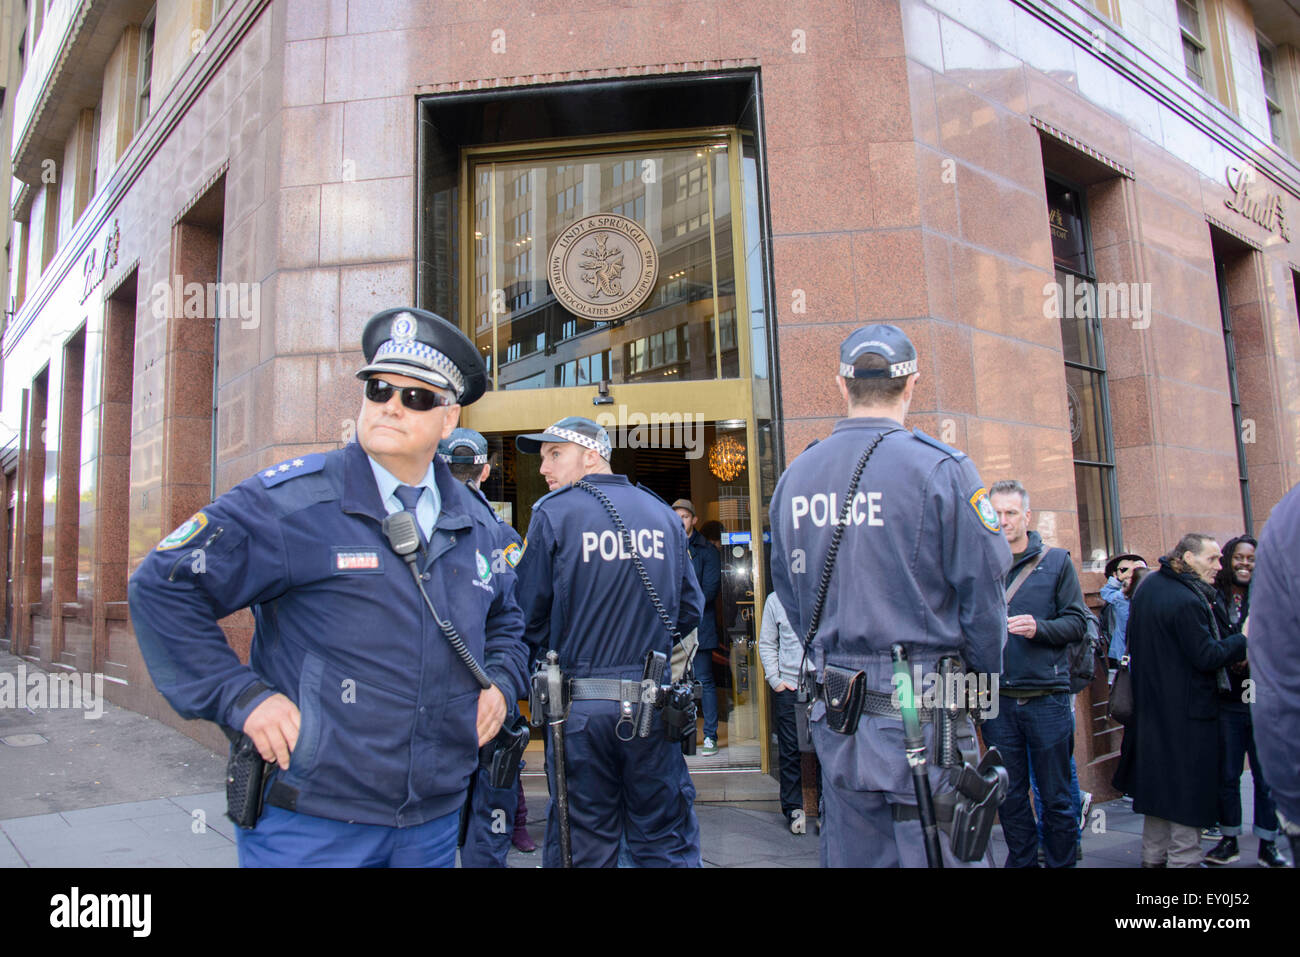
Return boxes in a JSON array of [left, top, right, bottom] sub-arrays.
[[0, 652, 1277, 867]]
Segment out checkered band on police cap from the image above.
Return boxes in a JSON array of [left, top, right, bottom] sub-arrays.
[[355, 307, 488, 405], [515, 416, 612, 460], [838, 323, 919, 379], [438, 428, 489, 465]]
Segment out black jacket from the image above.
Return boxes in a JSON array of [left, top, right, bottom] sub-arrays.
[[1112, 560, 1247, 827], [1211, 586, 1251, 712], [1000, 532, 1088, 692]]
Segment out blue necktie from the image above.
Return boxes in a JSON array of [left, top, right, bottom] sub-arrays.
[[394, 485, 425, 546]]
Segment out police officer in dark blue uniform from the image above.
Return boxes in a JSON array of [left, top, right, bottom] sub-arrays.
[[128, 307, 529, 867], [514, 417, 705, 867], [440, 427, 534, 866], [770, 324, 1012, 867]]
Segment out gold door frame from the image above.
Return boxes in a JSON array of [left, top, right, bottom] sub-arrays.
[[458, 129, 774, 773]]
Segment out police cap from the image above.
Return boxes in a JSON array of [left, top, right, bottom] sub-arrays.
[[438, 428, 489, 465], [516, 416, 612, 460], [355, 307, 488, 405], [839, 323, 918, 379]]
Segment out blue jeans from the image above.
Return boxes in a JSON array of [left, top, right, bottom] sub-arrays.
[[237, 805, 460, 867], [1218, 707, 1278, 840], [697, 648, 718, 740], [1032, 755, 1082, 841], [981, 693, 1076, 868]]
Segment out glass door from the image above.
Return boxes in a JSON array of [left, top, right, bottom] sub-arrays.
[[459, 131, 770, 769]]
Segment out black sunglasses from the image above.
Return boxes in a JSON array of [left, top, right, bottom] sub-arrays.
[[364, 378, 453, 412]]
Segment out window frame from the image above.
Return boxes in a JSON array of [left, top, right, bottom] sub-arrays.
[[136, 7, 157, 132], [1045, 173, 1123, 568]]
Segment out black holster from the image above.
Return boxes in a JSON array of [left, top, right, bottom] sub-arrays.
[[223, 728, 273, 829], [948, 747, 1009, 861], [481, 714, 531, 789], [821, 664, 866, 735]]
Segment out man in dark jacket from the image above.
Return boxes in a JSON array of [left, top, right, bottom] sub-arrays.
[[981, 480, 1089, 868], [673, 499, 722, 755], [1113, 533, 1248, 867]]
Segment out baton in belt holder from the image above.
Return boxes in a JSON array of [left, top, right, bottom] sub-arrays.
[[892, 644, 944, 869], [530, 651, 573, 868]]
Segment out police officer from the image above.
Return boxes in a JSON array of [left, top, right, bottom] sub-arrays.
[[128, 307, 530, 867], [770, 324, 1011, 867], [514, 416, 705, 867], [440, 427, 534, 865]]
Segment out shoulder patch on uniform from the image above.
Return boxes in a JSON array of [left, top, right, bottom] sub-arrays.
[[503, 541, 523, 568], [257, 453, 327, 488], [912, 428, 967, 460], [157, 512, 209, 551], [969, 487, 1000, 534]]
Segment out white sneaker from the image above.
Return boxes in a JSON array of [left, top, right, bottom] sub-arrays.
[[699, 737, 718, 756]]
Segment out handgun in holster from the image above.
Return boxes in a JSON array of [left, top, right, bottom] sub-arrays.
[[481, 713, 531, 789], [948, 747, 1009, 861], [222, 727, 274, 829]]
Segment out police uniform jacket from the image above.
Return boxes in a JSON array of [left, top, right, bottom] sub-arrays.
[[770, 417, 1011, 686], [127, 441, 530, 828], [1243, 483, 1300, 825], [515, 473, 705, 676]]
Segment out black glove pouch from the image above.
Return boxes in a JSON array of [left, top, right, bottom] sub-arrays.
[[821, 664, 866, 735]]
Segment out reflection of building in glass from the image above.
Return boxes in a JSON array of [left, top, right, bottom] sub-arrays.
[[472, 148, 739, 390]]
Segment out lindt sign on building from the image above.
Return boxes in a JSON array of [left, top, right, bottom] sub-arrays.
[[1224, 165, 1291, 241]]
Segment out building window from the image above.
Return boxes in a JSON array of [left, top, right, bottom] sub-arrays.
[[1178, 0, 1209, 91], [1046, 176, 1121, 569], [136, 8, 156, 130], [1258, 37, 1286, 148]]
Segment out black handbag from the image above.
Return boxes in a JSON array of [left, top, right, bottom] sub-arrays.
[[1108, 656, 1134, 726]]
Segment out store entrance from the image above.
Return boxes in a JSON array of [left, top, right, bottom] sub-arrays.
[[469, 417, 765, 770]]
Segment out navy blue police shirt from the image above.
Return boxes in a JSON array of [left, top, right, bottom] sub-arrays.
[[770, 417, 1011, 680], [514, 472, 705, 677], [127, 441, 530, 828], [1248, 482, 1300, 824]]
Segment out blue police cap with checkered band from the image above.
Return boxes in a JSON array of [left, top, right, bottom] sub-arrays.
[[356, 307, 487, 405]]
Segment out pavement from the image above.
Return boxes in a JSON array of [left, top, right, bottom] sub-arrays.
[[0, 651, 1285, 868]]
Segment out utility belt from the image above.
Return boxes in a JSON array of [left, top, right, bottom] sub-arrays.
[[814, 654, 971, 747], [532, 650, 702, 754], [806, 652, 1008, 863]]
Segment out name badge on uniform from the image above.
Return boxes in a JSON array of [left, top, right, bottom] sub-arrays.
[[333, 547, 384, 574]]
